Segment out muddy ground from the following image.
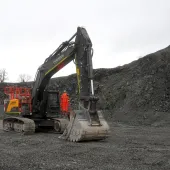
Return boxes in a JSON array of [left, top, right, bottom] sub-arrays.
[[0, 120, 170, 170]]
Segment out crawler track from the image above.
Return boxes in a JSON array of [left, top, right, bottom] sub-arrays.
[[3, 117, 35, 135]]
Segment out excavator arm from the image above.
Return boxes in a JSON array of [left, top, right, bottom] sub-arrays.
[[32, 27, 96, 118]]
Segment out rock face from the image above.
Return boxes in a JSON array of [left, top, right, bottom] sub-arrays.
[[1, 45, 170, 125], [95, 46, 170, 112]]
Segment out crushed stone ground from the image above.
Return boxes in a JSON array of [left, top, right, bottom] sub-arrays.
[[0, 120, 170, 170]]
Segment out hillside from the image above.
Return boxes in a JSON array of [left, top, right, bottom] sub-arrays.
[[1, 45, 170, 125]]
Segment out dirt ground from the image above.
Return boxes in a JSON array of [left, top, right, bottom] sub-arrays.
[[0, 120, 170, 170]]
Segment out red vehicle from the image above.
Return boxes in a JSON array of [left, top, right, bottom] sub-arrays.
[[4, 86, 32, 115]]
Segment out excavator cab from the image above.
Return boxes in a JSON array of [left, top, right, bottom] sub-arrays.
[[45, 90, 61, 118]]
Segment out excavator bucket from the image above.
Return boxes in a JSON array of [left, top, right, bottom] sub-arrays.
[[59, 110, 110, 142]]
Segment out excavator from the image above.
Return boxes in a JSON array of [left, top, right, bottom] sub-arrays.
[[3, 27, 110, 142]]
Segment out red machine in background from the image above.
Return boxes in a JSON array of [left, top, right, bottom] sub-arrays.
[[4, 86, 32, 114]]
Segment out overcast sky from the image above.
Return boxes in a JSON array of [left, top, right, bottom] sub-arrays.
[[0, 0, 170, 82]]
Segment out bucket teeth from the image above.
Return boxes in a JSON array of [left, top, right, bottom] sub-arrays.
[[59, 110, 110, 142]]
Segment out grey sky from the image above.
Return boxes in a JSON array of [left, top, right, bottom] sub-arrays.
[[0, 0, 170, 82]]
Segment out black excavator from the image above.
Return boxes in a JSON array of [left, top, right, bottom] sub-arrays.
[[3, 27, 110, 142]]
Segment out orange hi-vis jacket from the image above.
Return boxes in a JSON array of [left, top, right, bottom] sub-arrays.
[[60, 92, 69, 113]]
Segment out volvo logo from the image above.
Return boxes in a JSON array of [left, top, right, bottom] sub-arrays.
[[53, 54, 64, 64]]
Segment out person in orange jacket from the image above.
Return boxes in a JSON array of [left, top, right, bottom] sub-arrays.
[[60, 90, 70, 117]]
